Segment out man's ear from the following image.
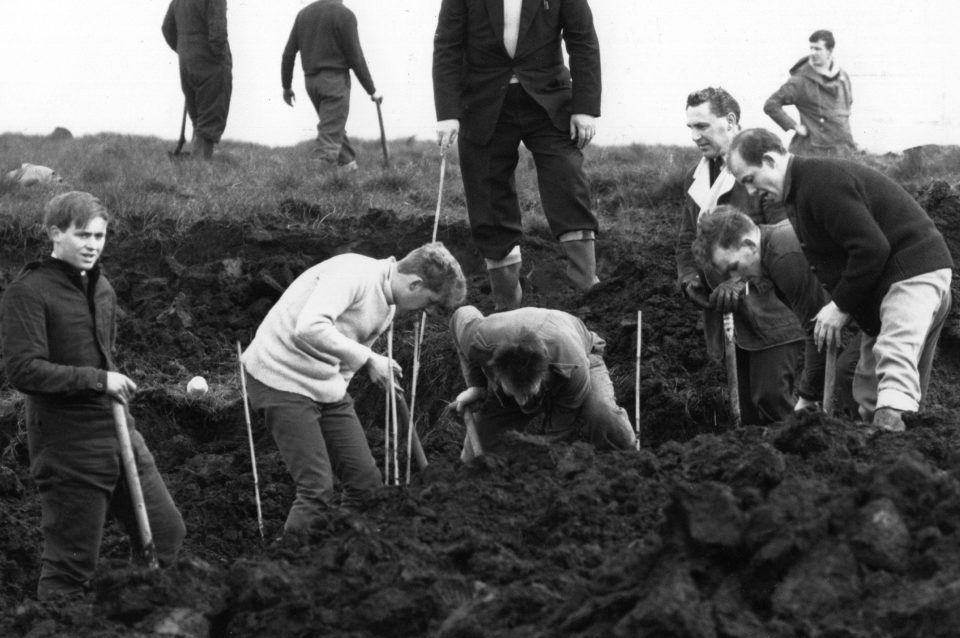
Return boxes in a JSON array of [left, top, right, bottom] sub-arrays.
[[743, 237, 759, 250], [761, 152, 778, 168], [407, 275, 424, 291], [724, 113, 738, 129], [47, 226, 62, 242]]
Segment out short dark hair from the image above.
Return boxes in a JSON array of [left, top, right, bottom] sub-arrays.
[[729, 128, 786, 166], [488, 328, 549, 393], [809, 29, 835, 50], [397, 242, 467, 310], [43, 191, 110, 231], [691, 205, 758, 270], [686, 87, 741, 123]]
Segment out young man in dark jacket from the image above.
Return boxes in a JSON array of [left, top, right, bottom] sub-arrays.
[[281, 0, 381, 173], [728, 128, 954, 431], [162, 0, 233, 159], [0, 192, 185, 600], [764, 29, 855, 157]]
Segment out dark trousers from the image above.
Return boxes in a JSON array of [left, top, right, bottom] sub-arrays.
[[179, 52, 232, 143], [305, 70, 356, 166], [458, 84, 597, 261], [245, 374, 381, 535], [736, 341, 803, 425], [30, 422, 185, 600]]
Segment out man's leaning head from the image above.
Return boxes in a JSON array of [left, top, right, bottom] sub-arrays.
[[692, 205, 762, 280], [489, 329, 549, 409], [397, 241, 467, 311]]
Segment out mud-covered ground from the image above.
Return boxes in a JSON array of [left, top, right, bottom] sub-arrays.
[[1, 180, 959, 637]]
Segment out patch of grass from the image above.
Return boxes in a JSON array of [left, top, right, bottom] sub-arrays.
[[0, 132, 949, 247]]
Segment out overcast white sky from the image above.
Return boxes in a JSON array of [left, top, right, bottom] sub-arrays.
[[2, 0, 959, 153]]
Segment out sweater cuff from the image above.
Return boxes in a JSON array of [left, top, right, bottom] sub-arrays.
[[95, 369, 108, 394]]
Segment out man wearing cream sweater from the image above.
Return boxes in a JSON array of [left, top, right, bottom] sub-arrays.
[[241, 243, 465, 538]]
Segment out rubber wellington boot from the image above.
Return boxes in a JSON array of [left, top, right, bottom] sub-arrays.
[[488, 263, 522, 311], [562, 239, 600, 291]]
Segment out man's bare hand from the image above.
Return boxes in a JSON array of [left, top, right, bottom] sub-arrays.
[[366, 353, 402, 388], [453, 386, 486, 414], [813, 301, 850, 351], [106, 371, 137, 404], [570, 114, 597, 149], [283, 89, 296, 107], [437, 119, 459, 152], [794, 123, 808, 137]]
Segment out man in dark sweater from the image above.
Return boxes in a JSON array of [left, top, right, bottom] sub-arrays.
[[162, 0, 233, 159], [728, 128, 954, 431], [281, 0, 380, 172], [0, 192, 185, 599]]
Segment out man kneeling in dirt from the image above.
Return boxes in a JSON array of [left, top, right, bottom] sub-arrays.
[[240, 243, 466, 539], [450, 306, 636, 460], [0, 192, 185, 600]]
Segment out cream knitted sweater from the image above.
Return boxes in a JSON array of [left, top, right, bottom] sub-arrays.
[[241, 254, 396, 402]]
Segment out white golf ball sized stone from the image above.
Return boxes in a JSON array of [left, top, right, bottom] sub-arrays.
[[186, 376, 209, 396]]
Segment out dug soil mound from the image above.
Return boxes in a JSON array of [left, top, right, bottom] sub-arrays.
[[0, 181, 959, 637]]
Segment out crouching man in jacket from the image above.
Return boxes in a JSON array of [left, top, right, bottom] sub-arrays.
[[450, 306, 636, 460]]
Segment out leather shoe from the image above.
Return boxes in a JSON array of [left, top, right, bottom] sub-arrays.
[[872, 407, 905, 432]]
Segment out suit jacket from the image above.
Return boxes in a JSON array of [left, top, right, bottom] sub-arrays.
[[433, 0, 601, 144]]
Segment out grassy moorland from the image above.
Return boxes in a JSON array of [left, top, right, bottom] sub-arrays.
[[3, 131, 958, 246]]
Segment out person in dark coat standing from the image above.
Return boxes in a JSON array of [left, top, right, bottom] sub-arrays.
[[281, 0, 381, 174], [432, 0, 602, 310], [0, 192, 185, 600], [162, 0, 233, 160], [728, 128, 954, 431], [678, 87, 807, 425], [764, 29, 855, 157]]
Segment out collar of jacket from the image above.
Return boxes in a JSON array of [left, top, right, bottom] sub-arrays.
[[28, 256, 103, 292], [688, 156, 737, 216]]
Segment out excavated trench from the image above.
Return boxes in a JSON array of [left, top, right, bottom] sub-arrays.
[[0, 181, 959, 637]]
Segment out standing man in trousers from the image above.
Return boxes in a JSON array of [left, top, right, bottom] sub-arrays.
[[0, 192, 185, 600], [162, 0, 233, 160], [433, 0, 603, 310], [282, 0, 382, 174]]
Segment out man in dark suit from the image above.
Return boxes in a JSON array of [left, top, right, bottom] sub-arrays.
[[433, 0, 602, 310]]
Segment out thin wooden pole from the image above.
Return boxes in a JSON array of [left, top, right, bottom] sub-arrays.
[[112, 402, 159, 568], [822, 342, 838, 416], [405, 155, 446, 482], [237, 342, 265, 541], [723, 312, 742, 428], [634, 310, 642, 449], [387, 324, 399, 486]]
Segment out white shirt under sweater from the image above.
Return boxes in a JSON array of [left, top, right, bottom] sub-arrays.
[[241, 254, 397, 403]]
